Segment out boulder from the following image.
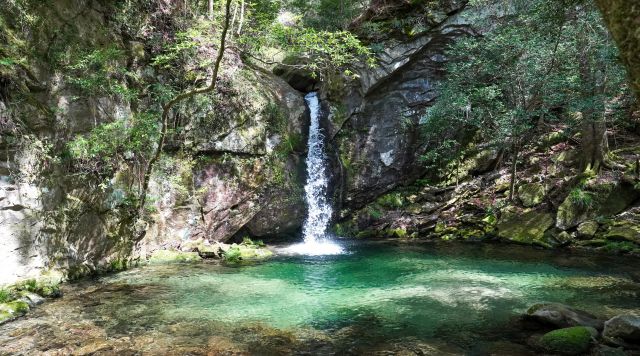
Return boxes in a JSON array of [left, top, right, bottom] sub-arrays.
[[592, 344, 628, 356], [538, 326, 596, 355], [497, 209, 554, 247], [556, 195, 591, 231], [605, 222, 640, 244], [577, 221, 599, 238], [526, 303, 604, 330], [603, 314, 640, 349], [19, 292, 45, 307], [518, 183, 546, 207], [557, 183, 639, 230]]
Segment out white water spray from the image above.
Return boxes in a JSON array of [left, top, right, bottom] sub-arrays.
[[287, 92, 344, 255]]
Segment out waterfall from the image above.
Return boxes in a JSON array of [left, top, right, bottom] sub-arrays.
[[287, 92, 343, 255]]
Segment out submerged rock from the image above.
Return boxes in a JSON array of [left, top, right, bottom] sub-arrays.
[[538, 326, 596, 355], [603, 314, 640, 349], [526, 303, 604, 330]]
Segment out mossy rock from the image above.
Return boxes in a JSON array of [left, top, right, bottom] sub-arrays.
[[539, 326, 596, 355], [0, 300, 30, 324], [605, 222, 640, 244], [223, 244, 273, 263], [518, 183, 546, 207], [497, 209, 554, 247], [539, 131, 567, 149], [577, 221, 599, 238], [556, 183, 639, 230], [14, 279, 62, 298], [148, 250, 202, 264], [553, 149, 579, 165], [556, 196, 592, 231], [238, 245, 273, 260]]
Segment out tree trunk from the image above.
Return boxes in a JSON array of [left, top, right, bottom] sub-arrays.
[[595, 0, 640, 99], [508, 143, 518, 201], [236, 0, 245, 36], [208, 0, 214, 20], [580, 120, 606, 173]]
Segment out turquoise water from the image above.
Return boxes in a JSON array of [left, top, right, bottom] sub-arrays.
[[1, 242, 639, 354]]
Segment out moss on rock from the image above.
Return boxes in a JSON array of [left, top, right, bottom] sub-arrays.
[[605, 222, 640, 244], [539, 326, 596, 355], [518, 183, 545, 207], [0, 300, 30, 324], [497, 209, 554, 247], [148, 250, 202, 264]]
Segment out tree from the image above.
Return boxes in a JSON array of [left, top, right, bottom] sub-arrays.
[[422, 0, 628, 193], [137, 0, 234, 218]]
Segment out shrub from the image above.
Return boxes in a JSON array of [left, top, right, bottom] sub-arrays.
[[0, 289, 11, 303], [223, 247, 243, 263]]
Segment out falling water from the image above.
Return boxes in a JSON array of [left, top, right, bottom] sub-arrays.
[[287, 92, 343, 255]]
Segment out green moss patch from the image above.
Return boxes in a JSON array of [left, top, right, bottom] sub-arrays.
[[148, 250, 202, 264], [539, 326, 595, 355]]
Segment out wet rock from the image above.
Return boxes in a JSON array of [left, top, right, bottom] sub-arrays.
[[148, 250, 202, 264], [603, 315, 640, 349], [497, 209, 554, 247], [518, 183, 545, 207], [482, 341, 536, 356], [19, 292, 45, 307], [526, 303, 604, 330], [538, 326, 596, 355], [577, 221, 599, 238], [592, 344, 629, 356]]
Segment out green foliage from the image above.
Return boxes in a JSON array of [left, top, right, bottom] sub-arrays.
[[14, 279, 61, 298], [223, 246, 243, 263], [366, 206, 383, 220], [285, 0, 365, 30], [603, 241, 637, 253], [64, 46, 137, 99], [421, 0, 628, 175], [0, 289, 11, 304], [569, 188, 594, 210], [67, 112, 159, 173], [268, 25, 375, 78], [376, 193, 404, 209], [151, 23, 211, 70]]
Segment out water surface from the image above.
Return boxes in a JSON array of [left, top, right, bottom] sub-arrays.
[[1, 242, 639, 355]]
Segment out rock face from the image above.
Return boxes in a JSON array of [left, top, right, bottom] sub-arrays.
[[526, 303, 605, 330], [603, 315, 640, 349], [0, 1, 308, 284], [323, 2, 476, 209], [141, 68, 307, 250]]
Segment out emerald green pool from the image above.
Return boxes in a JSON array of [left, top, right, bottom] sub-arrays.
[[1, 242, 639, 355]]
